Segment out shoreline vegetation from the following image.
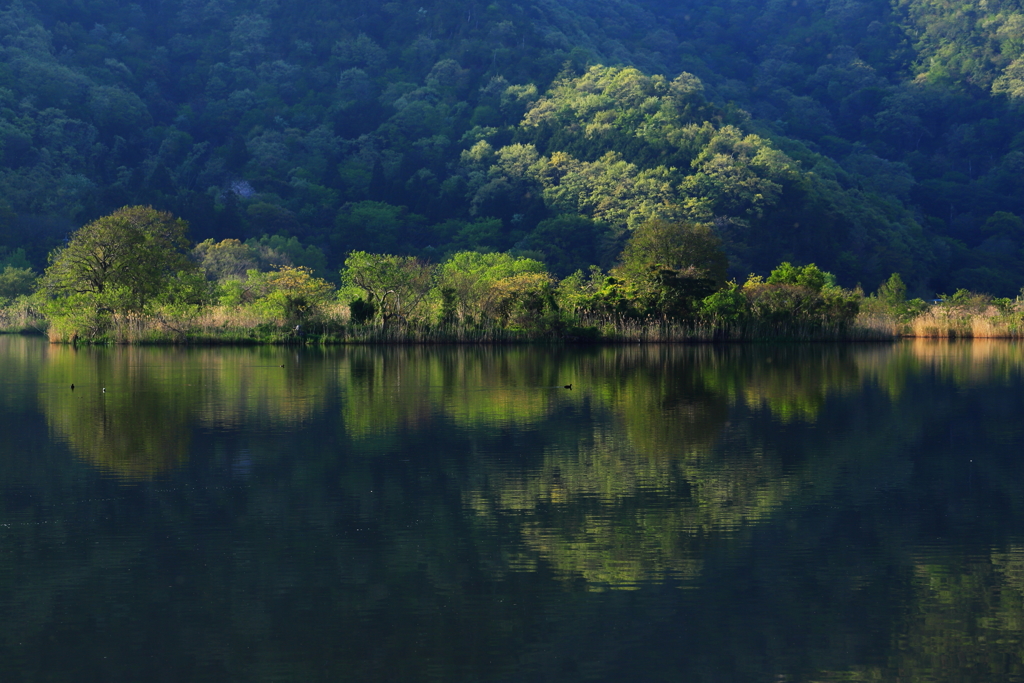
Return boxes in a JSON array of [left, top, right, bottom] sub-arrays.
[[6, 300, 1024, 345], [4, 206, 1024, 345]]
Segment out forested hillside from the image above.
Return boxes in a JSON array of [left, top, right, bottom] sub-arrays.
[[2, 0, 1023, 294]]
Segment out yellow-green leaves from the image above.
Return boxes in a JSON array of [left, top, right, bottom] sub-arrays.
[[472, 66, 802, 242], [40, 206, 195, 340]]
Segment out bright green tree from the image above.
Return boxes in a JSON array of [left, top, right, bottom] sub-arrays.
[[39, 206, 195, 339], [341, 251, 433, 326], [612, 218, 728, 318], [240, 266, 336, 326], [436, 251, 548, 325], [742, 263, 861, 330], [765, 262, 835, 292], [616, 218, 728, 286], [192, 238, 259, 280], [876, 272, 908, 306]]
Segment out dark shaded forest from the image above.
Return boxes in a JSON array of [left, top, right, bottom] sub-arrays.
[[2, 0, 1024, 295]]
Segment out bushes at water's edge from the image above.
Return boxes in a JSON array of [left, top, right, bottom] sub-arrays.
[[856, 273, 1024, 339], [32, 277, 1024, 344], [0, 257, 44, 333], [0, 295, 45, 335], [26, 275, 1024, 343], [15, 206, 1024, 344], [26, 257, 878, 344]]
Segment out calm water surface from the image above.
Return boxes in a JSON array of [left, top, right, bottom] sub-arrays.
[[1, 336, 1023, 682]]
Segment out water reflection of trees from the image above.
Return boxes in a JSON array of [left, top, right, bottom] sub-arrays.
[[0, 336, 46, 414], [814, 548, 1024, 682], [39, 345, 197, 479], [37, 345, 332, 479], [337, 346, 560, 438], [13, 339, 1024, 680], [461, 345, 826, 589]]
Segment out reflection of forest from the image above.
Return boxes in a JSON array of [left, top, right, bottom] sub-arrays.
[[28, 338, 1024, 482], [813, 548, 1024, 682], [7, 338, 1024, 680], [37, 344, 329, 479]]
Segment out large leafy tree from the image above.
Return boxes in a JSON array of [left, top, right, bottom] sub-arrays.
[[341, 251, 433, 326], [435, 251, 548, 325], [40, 206, 195, 333], [612, 218, 729, 319], [615, 219, 728, 286]]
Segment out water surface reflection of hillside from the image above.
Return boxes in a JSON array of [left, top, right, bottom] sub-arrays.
[[2, 337, 1024, 681]]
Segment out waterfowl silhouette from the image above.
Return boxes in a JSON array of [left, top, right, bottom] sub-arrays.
[[564, 384, 572, 389], [70, 384, 74, 390]]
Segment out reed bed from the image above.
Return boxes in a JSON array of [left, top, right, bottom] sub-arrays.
[[850, 311, 914, 339], [905, 305, 1024, 339], [30, 305, 901, 345], [36, 298, 1024, 346], [577, 313, 896, 343], [0, 299, 46, 335]]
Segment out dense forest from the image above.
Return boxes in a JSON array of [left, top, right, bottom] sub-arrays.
[[2, 0, 1024, 296]]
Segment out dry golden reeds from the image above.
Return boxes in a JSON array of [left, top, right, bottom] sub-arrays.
[[905, 305, 1024, 339]]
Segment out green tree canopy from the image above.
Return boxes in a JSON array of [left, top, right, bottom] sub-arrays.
[[436, 251, 548, 324], [192, 238, 259, 281], [40, 206, 195, 326], [341, 251, 433, 326], [608, 219, 730, 319], [615, 218, 729, 288], [765, 262, 836, 292], [0, 265, 36, 299]]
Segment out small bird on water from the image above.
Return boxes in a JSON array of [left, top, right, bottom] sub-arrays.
[[70, 384, 74, 390], [564, 383, 572, 389]]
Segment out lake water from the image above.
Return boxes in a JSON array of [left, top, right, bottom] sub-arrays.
[[2, 336, 1024, 682]]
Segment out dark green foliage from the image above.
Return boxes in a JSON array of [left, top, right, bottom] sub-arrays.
[[0, 265, 36, 299], [696, 263, 861, 334], [0, 0, 1024, 297], [743, 283, 860, 329], [246, 235, 329, 278], [862, 272, 929, 324], [192, 239, 259, 280], [0, 245, 36, 299], [617, 219, 729, 289], [608, 218, 729, 320], [517, 214, 611, 276], [0, 246, 31, 271], [650, 268, 719, 320], [877, 273, 908, 307], [438, 287, 458, 326], [38, 206, 198, 340], [349, 298, 376, 325], [700, 283, 747, 324], [340, 251, 433, 326]]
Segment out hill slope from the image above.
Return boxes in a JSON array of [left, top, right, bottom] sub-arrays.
[[1, 0, 1023, 294]]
